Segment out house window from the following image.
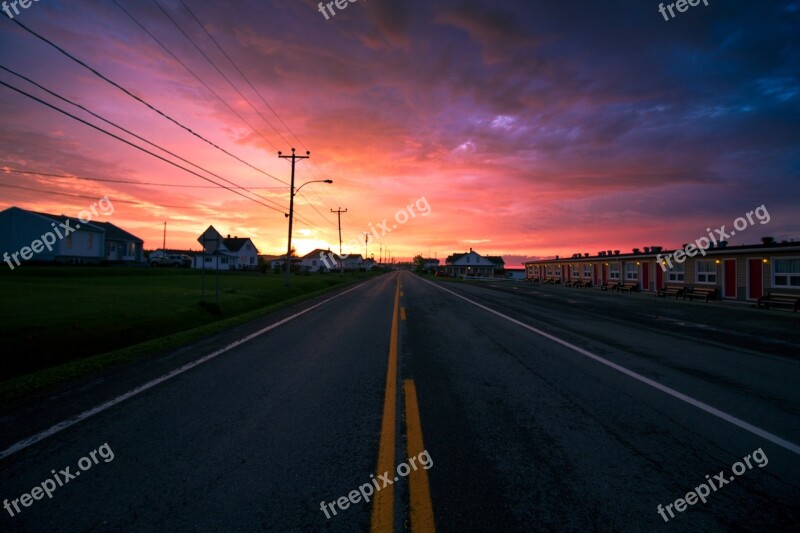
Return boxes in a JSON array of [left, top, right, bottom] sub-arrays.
[[625, 263, 638, 280], [583, 265, 591, 278], [87, 234, 93, 249], [609, 263, 620, 280], [773, 258, 800, 287], [250, 256, 255, 264], [668, 263, 685, 282], [312, 260, 317, 266], [221, 257, 228, 264], [696, 261, 717, 284], [205, 256, 212, 263]]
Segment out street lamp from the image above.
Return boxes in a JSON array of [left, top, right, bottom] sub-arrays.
[[279, 148, 332, 287]]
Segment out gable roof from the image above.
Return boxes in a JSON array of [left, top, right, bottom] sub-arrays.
[[223, 237, 256, 253], [28, 210, 105, 233], [301, 248, 333, 260], [91, 221, 143, 243]]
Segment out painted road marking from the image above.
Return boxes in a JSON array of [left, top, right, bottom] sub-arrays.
[[404, 379, 436, 532], [0, 281, 371, 461], [420, 277, 800, 456], [371, 276, 401, 532]]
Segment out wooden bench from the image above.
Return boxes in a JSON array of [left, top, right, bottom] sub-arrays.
[[525, 276, 540, 283], [684, 287, 717, 302], [545, 277, 561, 285], [600, 280, 621, 292], [758, 292, 800, 312], [574, 280, 592, 288], [618, 282, 638, 294], [656, 285, 684, 299]]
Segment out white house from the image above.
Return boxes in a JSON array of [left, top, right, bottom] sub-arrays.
[[300, 248, 334, 272], [0, 207, 143, 266], [445, 248, 505, 277], [192, 225, 259, 271]]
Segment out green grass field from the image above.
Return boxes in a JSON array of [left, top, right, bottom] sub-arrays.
[[0, 267, 376, 402]]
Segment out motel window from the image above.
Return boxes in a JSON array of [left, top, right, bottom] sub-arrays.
[[547, 266, 553, 276], [583, 265, 591, 278], [668, 263, 685, 282], [696, 261, 717, 284], [609, 263, 620, 280], [87, 234, 93, 249], [572, 266, 579, 278], [625, 263, 638, 280], [773, 258, 800, 287]]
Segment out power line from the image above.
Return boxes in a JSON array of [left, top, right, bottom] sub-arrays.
[[178, 0, 296, 148], [0, 64, 290, 212], [9, 17, 287, 186], [175, 0, 341, 226], [1, 168, 287, 189], [0, 78, 288, 214], [151, 0, 285, 151], [0, 182, 185, 208], [111, 0, 285, 172]]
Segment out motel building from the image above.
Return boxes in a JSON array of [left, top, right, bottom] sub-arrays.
[[523, 238, 800, 303]]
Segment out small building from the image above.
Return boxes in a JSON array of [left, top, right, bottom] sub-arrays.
[[445, 248, 505, 277], [523, 239, 800, 302], [0, 206, 143, 266], [300, 248, 334, 272], [192, 226, 259, 271]]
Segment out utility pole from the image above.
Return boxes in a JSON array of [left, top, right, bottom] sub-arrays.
[[331, 207, 347, 277], [361, 232, 370, 262], [162, 221, 166, 250], [279, 148, 310, 287]]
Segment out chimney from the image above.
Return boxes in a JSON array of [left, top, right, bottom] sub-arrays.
[[469, 247, 473, 253], [614, 250, 620, 256], [227, 234, 231, 239], [761, 236, 775, 245], [643, 247, 651, 254], [632, 248, 640, 254]]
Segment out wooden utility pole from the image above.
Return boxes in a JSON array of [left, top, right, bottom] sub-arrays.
[[330, 207, 347, 277]]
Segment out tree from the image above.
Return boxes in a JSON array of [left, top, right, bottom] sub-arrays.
[[412, 255, 425, 274]]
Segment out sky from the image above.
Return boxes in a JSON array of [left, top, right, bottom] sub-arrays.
[[0, 0, 798, 266]]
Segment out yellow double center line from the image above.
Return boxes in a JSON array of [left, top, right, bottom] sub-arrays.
[[371, 275, 435, 532]]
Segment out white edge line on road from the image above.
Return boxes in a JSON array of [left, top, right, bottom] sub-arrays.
[[421, 277, 800, 456], [0, 281, 370, 461]]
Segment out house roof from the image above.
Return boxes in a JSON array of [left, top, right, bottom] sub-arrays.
[[446, 251, 505, 266], [28, 210, 105, 233], [91, 221, 143, 243], [301, 248, 333, 260], [223, 237, 256, 253]]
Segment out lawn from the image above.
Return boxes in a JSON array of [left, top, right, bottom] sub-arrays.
[[0, 267, 374, 385]]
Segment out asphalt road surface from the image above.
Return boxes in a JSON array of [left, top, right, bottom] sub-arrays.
[[1, 271, 798, 531]]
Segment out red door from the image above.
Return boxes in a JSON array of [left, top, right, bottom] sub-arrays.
[[594, 264, 599, 285], [562, 265, 567, 281], [656, 264, 663, 289], [641, 262, 649, 291], [602, 264, 608, 284], [723, 259, 737, 298], [748, 259, 763, 300]]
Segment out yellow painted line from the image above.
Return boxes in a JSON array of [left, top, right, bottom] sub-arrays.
[[404, 379, 436, 532], [401, 307, 407, 321], [371, 277, 401, 532]]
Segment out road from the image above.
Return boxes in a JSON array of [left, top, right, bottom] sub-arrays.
[[1, 271, 798, 531]]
